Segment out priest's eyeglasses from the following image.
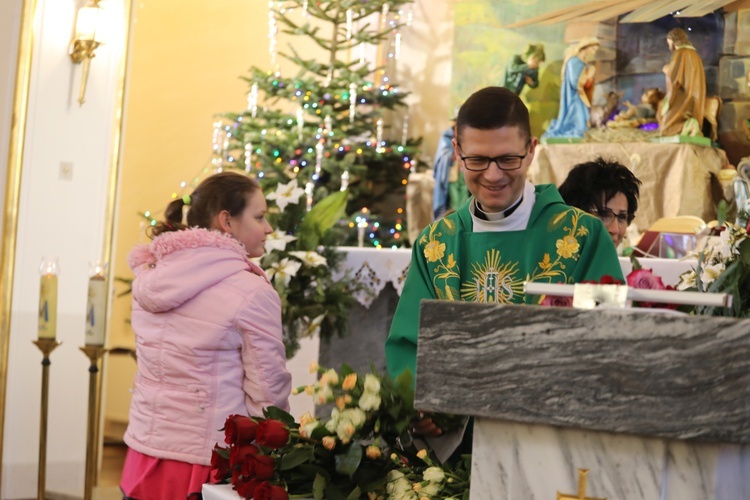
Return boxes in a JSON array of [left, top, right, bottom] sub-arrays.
[[457, 141, 531, 171], [592, 208, 634, 226]]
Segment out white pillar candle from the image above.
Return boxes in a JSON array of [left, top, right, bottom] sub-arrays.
[[349, 83, 357, 123], [38, 258, 59, 340], [376, 118, 384, 152], [85, 261, 107, 346], [247, 82, 259, 118]]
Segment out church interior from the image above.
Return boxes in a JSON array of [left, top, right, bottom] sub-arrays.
[[2, 0, 750, 498]]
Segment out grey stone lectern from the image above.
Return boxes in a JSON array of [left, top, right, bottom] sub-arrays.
[[414, 300, 750, 500]]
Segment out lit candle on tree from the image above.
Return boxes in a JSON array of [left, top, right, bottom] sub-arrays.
[[85, 261, 107, 346], [38, 258, 59, 340]]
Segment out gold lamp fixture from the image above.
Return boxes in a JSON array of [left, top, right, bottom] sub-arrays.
[[69, 0, 103, 105]]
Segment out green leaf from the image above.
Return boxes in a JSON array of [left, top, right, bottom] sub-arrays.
[[297, 190, 349, 248], [313, 473, 326, 500], [263, 406, 296, 426], [278, 446, 314, 470], [335, 444, 363, 478], [739, 238, 750, 267], [629, 253, 642, 271], [346, 486, 362, 500], [324, 483, 349, 500]]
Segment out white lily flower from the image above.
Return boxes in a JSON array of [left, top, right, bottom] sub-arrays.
[[289, 250, 328, 267], [266, 179, 305, 212], [676, 270, 696, 291], [265, 229, 297, 252], [266, 258, 302, 287], [700, 261, 725, 288], [301, 314, 325, 338]]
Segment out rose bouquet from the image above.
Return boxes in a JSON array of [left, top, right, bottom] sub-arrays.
[[676, 221, 750, 317], [211, 364, 470, 499]]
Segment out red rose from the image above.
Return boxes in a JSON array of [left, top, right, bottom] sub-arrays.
[[540, 295, 573, 307], [626, 269, 666, 290], [230, 443, 260, 467], [210, 445, 231, 483], [599, 275, 624, 285], [256, 420, 289, 448], [248, 454, 276, 481], [234, 478, 260, 499], [253, 481, 289, 500], [225, 414, 259, 445]]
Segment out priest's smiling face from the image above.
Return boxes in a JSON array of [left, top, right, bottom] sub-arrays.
[[454, 125, 537, 213]]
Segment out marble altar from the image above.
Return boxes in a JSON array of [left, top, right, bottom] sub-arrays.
[[416, 300, 750, 500]]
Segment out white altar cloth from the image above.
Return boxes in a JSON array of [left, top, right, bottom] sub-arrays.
[[335, 246, 697, 308]]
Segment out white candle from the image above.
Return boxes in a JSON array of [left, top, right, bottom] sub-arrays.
[[315, 140, 324, 179], [85, 261, 107, 346], [346, 9, 353, 40], [401, 114, 409, 145], [323, 114, 332, 136], [340, 169, 350, 191], [376, 118, 384, 152], [305, 181, 314, 212], [349, 82, 357, 123], [268, 2, 278, 72], [247, 83, 259, 118], [357, 218, 368, 247], [38, 258, 59, 340]]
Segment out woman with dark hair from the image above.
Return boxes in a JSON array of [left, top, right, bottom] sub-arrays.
[[120, 171, 291, 499], [558, 157, 642, 248]]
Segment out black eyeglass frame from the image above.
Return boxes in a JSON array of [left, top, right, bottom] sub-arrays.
[[591, 207, 635, 226], [456, 140, 532, 172]]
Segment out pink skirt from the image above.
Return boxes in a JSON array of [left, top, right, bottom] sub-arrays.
[[120, 447, 211, 500]]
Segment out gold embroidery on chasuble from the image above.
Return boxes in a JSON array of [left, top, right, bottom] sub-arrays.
[[421, 208, 591, 303]]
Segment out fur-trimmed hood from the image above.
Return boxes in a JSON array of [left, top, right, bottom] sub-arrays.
[[128, 227, 267, 313]]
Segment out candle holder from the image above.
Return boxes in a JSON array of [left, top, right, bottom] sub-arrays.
[[33, 338, 62, 500], [80, 345, 108, 500]]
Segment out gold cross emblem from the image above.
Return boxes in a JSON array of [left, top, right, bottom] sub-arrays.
[[557, 469, 607, 500]]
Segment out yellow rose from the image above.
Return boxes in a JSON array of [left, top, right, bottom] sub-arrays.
[[417, 449, 428, 460], [366, 445, 381, 459], [424, 239, 446, 262], [556, 235, 580, 259]]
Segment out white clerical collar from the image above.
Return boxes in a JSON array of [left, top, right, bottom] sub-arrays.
[[470, 182, 536, 232]]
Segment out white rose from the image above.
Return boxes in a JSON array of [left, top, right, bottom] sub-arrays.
[[358, 391, 381, 411], [364, 373, 381, 393], [423, 466, 445, 484]]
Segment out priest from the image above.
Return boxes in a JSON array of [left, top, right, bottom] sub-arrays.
[[385, 87, 623, 438]]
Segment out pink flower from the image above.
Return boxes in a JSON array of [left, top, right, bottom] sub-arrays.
[[540, 295, 573, 307], [626, 269, 666, 290], [626, 269, 677, 309]]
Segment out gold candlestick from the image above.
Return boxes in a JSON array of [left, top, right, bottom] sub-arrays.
[[33, 338, 62, 500], [80, 345, 107, 500]]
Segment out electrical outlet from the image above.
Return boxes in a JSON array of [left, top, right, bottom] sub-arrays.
[[59, 162, 73, 181]]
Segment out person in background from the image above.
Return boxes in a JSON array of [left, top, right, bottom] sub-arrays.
[[432, 123, 470, 220], [658, 27, 706, 136], [542, 37, 600, 139], [120, 171, 291, 500], [503, 43, 546, 96], [557, 157, 642, 250], [386, 87, 622, 447]]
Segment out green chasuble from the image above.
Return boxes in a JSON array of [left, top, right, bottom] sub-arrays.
[[385, 184, 623, 379]]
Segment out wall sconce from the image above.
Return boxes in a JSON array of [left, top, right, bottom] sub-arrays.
[[69, 0, 103, 106]]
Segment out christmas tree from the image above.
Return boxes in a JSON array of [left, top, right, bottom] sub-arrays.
[[208, 0, 424, 354]]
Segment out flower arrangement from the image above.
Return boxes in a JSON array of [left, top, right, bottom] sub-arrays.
[[211, 364, 470, 499], [539, 258, 676, 309], [676, 221, 750, 317], [258, 179, 360, 357]]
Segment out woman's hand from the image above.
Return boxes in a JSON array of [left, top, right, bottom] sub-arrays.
[[412, 412, 443, 437]]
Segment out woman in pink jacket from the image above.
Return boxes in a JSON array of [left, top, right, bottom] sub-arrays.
[[120, 171, 291, 499]]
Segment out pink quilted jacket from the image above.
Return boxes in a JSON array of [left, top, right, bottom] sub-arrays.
[[123, 228, 291, 465]]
